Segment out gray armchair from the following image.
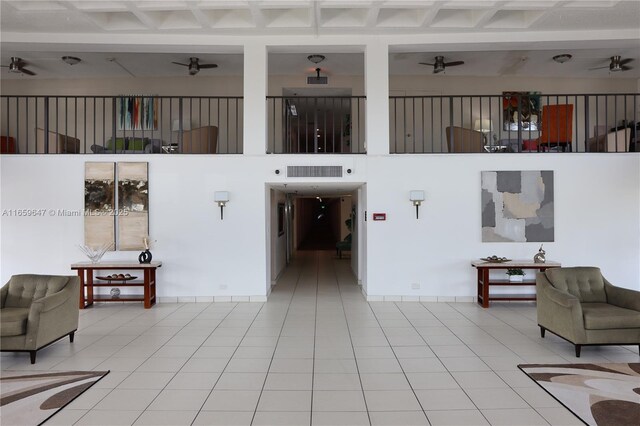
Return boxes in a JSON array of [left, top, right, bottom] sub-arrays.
[[1, 275, 79, 364], [536, 267, 640, 357]]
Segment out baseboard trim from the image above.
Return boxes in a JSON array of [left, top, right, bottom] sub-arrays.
[[158, 295, 268, 303], [365, 295, 478, 303]]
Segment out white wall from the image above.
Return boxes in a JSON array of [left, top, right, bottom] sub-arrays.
[[364, 153, 640, 298]]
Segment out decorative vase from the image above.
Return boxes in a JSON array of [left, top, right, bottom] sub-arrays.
[[138, 249, 152, 264], [509, 275, 524, 282], [533, 244, 546, 263]]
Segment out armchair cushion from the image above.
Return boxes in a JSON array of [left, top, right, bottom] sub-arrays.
[[582, 303, 640, 330], [544, 267, 607, 303], [5, 275, 69, 308], [0, 307, 29, 336]]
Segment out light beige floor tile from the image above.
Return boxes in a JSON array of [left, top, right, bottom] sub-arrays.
[[405, 372, 460, 390], [225, 357, 272, 372], [95, 357, 147, 372], [357, 358, 403, 373], [252, 411, 311, 426], [93, 389, 161, 410], [269, 358, 314, 373], [481, 408, 549, 426], [259, 389, 313, 411], [214, 372, 267, 390], [179, 357, 229, 373], [166, 372, 221, 390], [514, 387, 563, 408], [466, 388, 529, 409], [192, 411, 254, 425], [370, 411, 430, 425], [314, 358, 358, 373], [311, 411, 370, 425], [312, 390, 367, 411], [399, 357, 447, 373], [313, 373, 362, 390], [117, 372, 175, 389], [133, 410, 198, 425], [201, 390, 261, 411], [136, 357, 187, 372], [146, 389, 210, 411], [75, 410, 142, 426], [414, 389, 476, 410], [364, 390, 422, 411], [536, 407, 584, 425], [441, 357, 491, 372], [426, 410, 490, 426], [264, 372, 312, 390], [360, 373, 411, 390], [451, 371, 510, 389]]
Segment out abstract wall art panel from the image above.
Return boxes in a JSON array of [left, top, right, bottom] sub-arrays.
[[117, 96, 158, 130], [481, 170, 554, 242], [84, 162, 115, 248], [117, 162, 149, 250]]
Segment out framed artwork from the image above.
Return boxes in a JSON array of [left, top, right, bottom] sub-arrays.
[[117, 162, 149, 250], [502, 91, 541, 131], [481, 170, 554, 242], [117, 96, 158, 130], [84, 162, 115, 249]]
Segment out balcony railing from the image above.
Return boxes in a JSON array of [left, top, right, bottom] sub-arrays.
[[390, 93, 639, 153], [0, 96, 243, 154], [267, 96, 366, 154]]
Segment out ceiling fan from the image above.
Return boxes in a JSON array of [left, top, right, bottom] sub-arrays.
[[589, 56, 634, 72], [1, 57, 36, 76], [171, 57, 217, 76], [419, 56, 464, 74]]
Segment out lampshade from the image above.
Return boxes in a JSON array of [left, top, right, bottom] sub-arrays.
[[474, 119, 493, 133]]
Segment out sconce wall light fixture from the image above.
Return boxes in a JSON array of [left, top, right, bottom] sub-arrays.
[[409, 190, 425, 219], [214, 191, 229, 220]]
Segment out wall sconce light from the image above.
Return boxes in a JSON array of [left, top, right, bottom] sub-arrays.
[[214, 191, 229, 220], [409, 190, 425, 219]]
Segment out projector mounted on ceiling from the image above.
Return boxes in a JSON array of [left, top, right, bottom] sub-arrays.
[[307, 67, 327, 85]]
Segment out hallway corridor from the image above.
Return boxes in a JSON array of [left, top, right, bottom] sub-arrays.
[[2, 251, 637, 425]]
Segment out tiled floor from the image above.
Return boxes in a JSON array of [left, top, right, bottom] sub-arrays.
[[2, 251, 638, 425]]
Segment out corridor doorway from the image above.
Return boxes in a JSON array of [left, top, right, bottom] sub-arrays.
[[267, 183, 366, 296]]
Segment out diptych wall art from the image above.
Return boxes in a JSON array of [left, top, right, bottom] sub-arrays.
[[84, 162, 115, 249], [117, 162, 149, 250], [481, 170, 554, 242], [84, 162, 148, 251]]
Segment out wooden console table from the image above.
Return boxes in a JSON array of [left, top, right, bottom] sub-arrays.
[[471, 260, 561, 308], [71, 261, 162, 309]]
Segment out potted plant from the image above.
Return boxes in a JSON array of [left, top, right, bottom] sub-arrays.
[[506, 268, 525, 282]]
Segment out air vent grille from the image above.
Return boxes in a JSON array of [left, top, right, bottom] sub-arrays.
[[287, 166, 343, 177]]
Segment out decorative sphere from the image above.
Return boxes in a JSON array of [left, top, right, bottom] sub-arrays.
[[110, 288, 121, 298]]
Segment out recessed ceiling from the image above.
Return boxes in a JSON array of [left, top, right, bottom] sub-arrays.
[[1, 1, 639, 80]]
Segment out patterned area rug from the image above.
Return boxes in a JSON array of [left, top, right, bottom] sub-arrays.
[[0, 370, 109, 426], [519, 363, 640, 426]]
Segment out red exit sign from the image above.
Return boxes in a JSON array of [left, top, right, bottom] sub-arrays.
[[372, 213, 386, 221]]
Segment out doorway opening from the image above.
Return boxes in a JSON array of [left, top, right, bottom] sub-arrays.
[[267, 183, 366, 295]]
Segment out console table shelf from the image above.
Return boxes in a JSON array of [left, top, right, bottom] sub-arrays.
[[471, 260, 560, 308], [71, 261, 162, 309]]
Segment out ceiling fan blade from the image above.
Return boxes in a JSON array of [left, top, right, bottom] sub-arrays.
[[443, 61, 464, 67], [619, 58, 633, 66], [621, 66, 633, 71], [419, 62, 434, 66], [20, 68, 36, 76], [588, 65, 609, 71], [171, 62, 189, 67], [0, 65, 8, 68], [198, 64, 218, 69]]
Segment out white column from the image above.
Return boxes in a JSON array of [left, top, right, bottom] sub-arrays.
[[365, 40, 389, 155], [243, 42, 267, 155]]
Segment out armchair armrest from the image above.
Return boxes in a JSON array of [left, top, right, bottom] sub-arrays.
[[605, 279, 640, 311], [1, 282, 7, 308], [30, 288, 70, 314], [543, 284, 580, 308]]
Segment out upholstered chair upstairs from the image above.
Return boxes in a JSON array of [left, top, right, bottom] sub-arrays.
[[536, 267, 640, 357], [1, 275, 79, 363]]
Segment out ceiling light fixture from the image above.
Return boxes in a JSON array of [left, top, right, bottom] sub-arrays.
[[61, 56, 81, 65], [552, 54, 572, 64], [307, 54, 325, 64]]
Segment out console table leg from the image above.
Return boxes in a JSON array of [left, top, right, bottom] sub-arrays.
[[77, 269, 85, 309], [481, 268, 490, 308], [144, 268, 151, 309]]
